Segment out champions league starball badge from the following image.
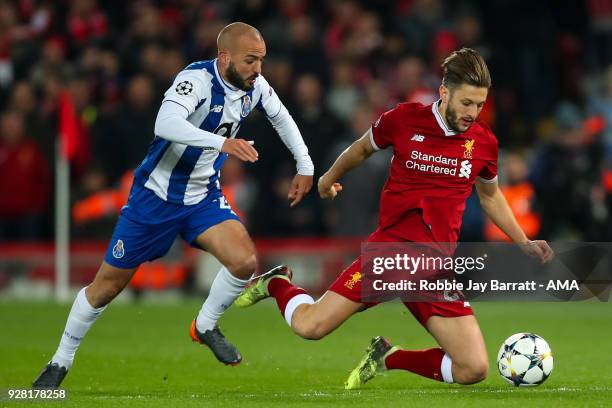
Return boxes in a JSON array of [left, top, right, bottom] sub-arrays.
[[175, 80, 194, 95]]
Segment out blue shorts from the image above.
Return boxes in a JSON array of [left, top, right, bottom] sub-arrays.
[[104, 186, 241, 269]]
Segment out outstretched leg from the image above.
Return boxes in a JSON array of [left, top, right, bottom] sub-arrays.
[[281, 286, 364, 340], [235, 265, 365, 340], [33, 262, 137, 388], [34, 197, 187, 388]]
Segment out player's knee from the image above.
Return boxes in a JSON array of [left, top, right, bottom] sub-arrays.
[[455, 359, 489, 385], [227, 253, 257, 280]]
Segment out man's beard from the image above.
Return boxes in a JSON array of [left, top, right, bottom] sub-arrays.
[[226, 62, 256, 91], [445, 104, 472, 133]]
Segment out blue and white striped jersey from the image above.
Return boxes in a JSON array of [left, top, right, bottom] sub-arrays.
[[132, 58, 304, 206]]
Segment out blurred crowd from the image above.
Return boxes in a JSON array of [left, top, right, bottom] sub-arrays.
[[1, 0, 611, 242]]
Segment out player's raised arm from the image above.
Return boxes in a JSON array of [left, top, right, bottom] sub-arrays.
[[154, 72, 259, 162], [318, 128, 377, 200], [475, 179, 554, 263], [257, 76, 314, 206]]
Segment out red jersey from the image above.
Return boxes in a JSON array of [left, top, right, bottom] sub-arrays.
[[371, 101, 498, 244]]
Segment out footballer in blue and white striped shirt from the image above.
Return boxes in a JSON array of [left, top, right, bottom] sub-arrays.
[[33, 22, 314, 389]]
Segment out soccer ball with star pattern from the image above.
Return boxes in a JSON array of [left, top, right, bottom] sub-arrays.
[[497, 333, 554, 386]]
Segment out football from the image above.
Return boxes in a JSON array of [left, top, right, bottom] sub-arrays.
[[497, 333, 554, 386]]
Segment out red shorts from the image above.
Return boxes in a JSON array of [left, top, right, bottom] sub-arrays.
[[327, 227, 473, 326]]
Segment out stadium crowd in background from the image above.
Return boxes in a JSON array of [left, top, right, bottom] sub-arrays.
[[1, 0, 611, 242]]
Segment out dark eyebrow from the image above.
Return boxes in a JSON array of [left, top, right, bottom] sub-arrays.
[[462, 98, 485, 105]]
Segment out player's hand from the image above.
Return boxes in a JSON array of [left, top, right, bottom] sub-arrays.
[[519, 240, 555, 264], [221, 139, 258, 162], [288, 174, 313, 207], [318, 175, 343, 200]]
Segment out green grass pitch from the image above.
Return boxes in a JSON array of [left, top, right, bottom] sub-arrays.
[[1, 300, 611, 407]]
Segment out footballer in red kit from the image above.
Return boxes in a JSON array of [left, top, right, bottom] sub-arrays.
[[328, 101, 499, 308], [236, 48, 554, 388]]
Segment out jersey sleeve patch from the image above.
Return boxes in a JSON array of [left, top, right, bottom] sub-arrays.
[[163, 71, 209, 115], [175, 80, 194, 95]]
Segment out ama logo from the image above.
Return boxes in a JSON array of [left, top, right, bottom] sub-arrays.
[[112, 240, 125, 259]]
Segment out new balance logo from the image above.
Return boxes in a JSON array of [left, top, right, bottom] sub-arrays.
[[211, 105, 223, 113], [459, 160, 472, 178], [411, 134, 425, 142]]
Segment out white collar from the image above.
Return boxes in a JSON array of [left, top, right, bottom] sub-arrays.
[[432, 100, 457, 136]]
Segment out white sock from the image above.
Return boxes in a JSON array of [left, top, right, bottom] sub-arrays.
[[441, 353, 454, 383], [284, 293, 314, 326], [51, 287, 107, 369], [196, 267, 249, 332]]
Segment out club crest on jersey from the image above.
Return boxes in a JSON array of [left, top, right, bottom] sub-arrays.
[[175, 80, 194, 96], [112, 240, 125, 259], [241, 95, 252, 117], [463, 139, 475, 159], [344, 271, 362, 290]]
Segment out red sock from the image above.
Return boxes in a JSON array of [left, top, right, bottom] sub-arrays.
[[268, 277, 307, 317], [384, 347, 446, 382]]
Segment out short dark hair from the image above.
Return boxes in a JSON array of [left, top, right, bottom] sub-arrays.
[[441, 48, 491, 89]]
